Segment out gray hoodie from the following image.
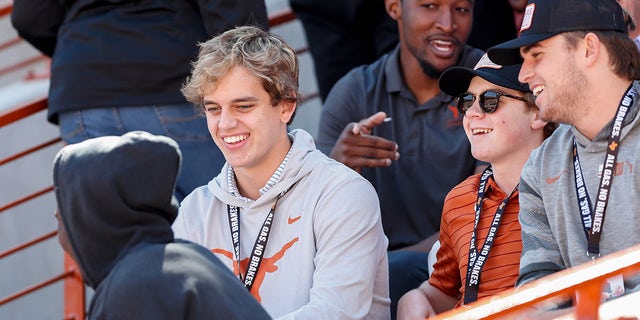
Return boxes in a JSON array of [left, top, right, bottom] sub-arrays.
[[174, 129, 390, 319]]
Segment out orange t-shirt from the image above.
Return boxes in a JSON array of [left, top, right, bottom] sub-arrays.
[[428, 173, 522, 306]]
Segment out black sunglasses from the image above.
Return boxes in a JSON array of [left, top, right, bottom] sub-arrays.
[[456, 90, 529, 115]]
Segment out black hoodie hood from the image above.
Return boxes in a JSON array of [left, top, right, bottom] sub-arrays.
[[53, 131, 181, 288]]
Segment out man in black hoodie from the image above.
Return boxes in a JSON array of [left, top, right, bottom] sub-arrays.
[[53, 131, 270, 319]]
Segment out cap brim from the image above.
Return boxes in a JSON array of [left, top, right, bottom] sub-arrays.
[[487, 32, 559, 65], [439, 67, 476, 97], [439, 66, 531, 97]]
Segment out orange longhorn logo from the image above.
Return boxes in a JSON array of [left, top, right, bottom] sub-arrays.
[[448, 105, 460, 119], [212, 237, 299, 302]]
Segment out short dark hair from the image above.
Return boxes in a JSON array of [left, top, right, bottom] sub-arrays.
[[563, 30, 640, 80]]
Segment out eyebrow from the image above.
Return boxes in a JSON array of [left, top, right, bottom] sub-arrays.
[[203, 96, 259, 105], [521, 42, 542, 55], [467, 88, 506, 94]]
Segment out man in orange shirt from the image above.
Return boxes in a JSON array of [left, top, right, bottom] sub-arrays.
[[396, 54, 556, 318]]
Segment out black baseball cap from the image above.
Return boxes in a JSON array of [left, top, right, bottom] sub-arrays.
[[488, 0, 627, 65], [439, 53, 530, 98]]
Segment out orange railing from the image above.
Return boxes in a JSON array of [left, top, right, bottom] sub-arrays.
[[0, 1, 85, 319], [432, 244, 640, 319], [0, 98, 82, 318]]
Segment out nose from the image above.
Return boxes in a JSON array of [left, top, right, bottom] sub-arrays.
[[217, 108, 237, 130], [518, 59, 533, 84], [464, 98, 485, 118], [437, 8, 456, 33]]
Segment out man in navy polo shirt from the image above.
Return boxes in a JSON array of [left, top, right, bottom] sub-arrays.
[[316, 0, 484, 317]]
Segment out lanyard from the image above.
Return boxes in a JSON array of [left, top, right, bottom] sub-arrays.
[[463, 166, 517, 304], [226, 185, 293, 292], [572, 85, 635, 260]]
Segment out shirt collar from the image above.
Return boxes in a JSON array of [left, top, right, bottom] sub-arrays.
[[227, 146, 293, 202]]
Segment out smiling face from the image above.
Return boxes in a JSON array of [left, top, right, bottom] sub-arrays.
[[518, 35, 589, 125], [393, 0, 474, 78], [203, 66, 295, 178], [463, 76, 544, 166]]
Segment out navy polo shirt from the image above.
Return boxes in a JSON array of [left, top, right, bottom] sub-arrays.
[[318, 45, 484, 250]]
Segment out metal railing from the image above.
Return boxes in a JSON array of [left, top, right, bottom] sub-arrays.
[[0, 95, 82, 318], [0, 2, 84, 318], [432, 243, 640, 319]]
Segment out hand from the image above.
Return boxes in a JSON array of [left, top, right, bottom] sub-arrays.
[[329, 111, 399, 173], [397, 289, 436, 320]]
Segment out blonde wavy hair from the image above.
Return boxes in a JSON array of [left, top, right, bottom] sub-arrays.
[[182, 25, 300, 122]]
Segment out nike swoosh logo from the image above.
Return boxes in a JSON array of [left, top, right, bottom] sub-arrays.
[[546, 170, 568, 184], [288, 214, 301, 224]]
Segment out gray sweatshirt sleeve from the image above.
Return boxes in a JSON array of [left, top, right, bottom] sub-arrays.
[[517, 151, 565, 287]]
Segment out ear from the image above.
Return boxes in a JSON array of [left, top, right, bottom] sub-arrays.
[[280, 100, 297, 123], [385, 0, 401, 20], [582, 32, 602, 67], [529, 109, 548, 130]]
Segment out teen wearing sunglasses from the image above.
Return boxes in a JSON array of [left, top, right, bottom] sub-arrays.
[[396, 54, 556, 319]]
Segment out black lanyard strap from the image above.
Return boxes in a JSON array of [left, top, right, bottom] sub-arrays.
[[226, 184, 295, 292], [227, 205, 241, 281], [463, 166, 517, 304], [572, 85, 635, 259]]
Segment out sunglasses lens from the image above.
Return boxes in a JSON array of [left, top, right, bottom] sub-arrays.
[[457, 94, 475, 115], [481, 91, 500, 113]]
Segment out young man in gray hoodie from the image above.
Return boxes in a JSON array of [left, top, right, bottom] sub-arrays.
[[173, 26, 390, 319]]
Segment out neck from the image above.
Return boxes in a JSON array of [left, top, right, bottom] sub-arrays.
[[490, 160, 524, 194], [513, 10, 524, 32], [234, 134, 292, 200], [573, 79, 633, 140], [234, 170, 267, 200], [489, 134, 545, 192], [399, 46, 442, 104]]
